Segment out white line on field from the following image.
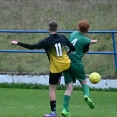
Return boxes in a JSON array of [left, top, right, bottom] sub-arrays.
[[0, 105, 116, 109]]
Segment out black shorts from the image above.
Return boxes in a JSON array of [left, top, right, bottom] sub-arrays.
[[49, 72, 62, 85]]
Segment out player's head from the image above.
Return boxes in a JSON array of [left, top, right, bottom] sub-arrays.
[[78, 20, 90, 33], [48, 21, 58, 32]]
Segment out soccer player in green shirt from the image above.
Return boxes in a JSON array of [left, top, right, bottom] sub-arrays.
[[61, 20, 97, 117]]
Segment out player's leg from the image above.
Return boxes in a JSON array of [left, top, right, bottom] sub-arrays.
[[45, 72, 62, 117], [69, 62, 94, 109], [80, 79, 89, 97], [80, 80, 94, 109], [49, 84, 57, 112], [69, 63, 89, 97], [62, 82, 73, 117], [62, 68, 75, 117], [64, 82, 73, 111]]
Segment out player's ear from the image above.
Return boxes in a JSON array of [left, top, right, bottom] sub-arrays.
[[48, 28, 50, 31]]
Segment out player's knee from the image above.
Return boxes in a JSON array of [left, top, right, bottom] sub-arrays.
[[80, 79, 87, 85], [66, 86, 73, 93], [49, 85, 56, 91]]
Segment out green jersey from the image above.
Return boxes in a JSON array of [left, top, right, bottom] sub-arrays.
[[63, 31, 91, 84], [68, 31, 91, 63]]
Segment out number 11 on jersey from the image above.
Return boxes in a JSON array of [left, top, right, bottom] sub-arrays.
[[55, 43, 62, 56]]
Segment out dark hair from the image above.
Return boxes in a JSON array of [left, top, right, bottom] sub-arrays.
[[78, 20, 90, 33], [48, 21, 58, 31]]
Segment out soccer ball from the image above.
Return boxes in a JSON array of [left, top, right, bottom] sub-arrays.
[[89, 72, 101, 84]]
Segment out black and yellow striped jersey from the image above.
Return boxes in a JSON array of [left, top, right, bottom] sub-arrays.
[[18, 33, 75, 73]]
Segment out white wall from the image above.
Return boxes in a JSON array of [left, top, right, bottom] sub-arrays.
[[0, 74, 117, 89]]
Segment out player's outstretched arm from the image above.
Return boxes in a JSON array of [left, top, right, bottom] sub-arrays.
[[90, 39, 97, 45], [11, 40, 43, 50], [11, 40, 35, 49], [83, 40, 97, 54]]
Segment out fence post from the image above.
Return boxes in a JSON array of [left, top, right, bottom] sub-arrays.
[[112, 33, 117, 73]]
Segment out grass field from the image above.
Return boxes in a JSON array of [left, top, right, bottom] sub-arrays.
[[0, 88, 117, 117]]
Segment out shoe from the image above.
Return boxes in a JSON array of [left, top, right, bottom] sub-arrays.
[[84, 95, 94, 109], [44, 111, 57, 117], [61, 109, 70, 117]]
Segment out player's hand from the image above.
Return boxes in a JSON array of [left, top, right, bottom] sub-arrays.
[[11, 40, 18, 45], [91, 39, 97, 44]]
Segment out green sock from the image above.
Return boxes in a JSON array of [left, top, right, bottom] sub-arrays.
[[63, 95, 70, 111], [82, 84, 89, 97]]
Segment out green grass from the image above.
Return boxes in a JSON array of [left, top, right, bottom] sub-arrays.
[[0, 0, 117, 76], [0, 83, 117, 92], [0, 88, 117, 117]]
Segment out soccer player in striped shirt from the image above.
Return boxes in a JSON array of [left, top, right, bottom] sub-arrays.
[[11, 21, 75, 117]]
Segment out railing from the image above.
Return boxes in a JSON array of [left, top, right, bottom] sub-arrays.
[[0, 30, 117, 71]]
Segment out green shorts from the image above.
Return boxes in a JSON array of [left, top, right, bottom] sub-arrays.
[[63, 62, 86, 84]]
